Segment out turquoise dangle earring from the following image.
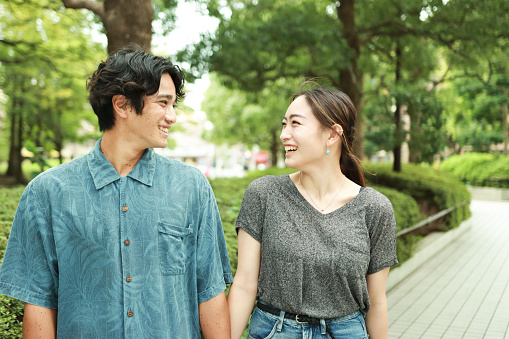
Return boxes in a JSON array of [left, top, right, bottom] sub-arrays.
[[326, 146, 330, 155]]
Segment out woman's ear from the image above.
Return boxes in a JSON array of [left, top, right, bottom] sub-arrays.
[[112, 95, 130, 119], [327, 124, 344, 146]]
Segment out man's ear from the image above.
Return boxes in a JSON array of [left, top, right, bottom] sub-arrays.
[[112, 95, 130, 119], [327, 124, 344, 146]]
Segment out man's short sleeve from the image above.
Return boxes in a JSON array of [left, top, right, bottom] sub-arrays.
[[195, 181, 233, 304], [0, 181, 59, 309]]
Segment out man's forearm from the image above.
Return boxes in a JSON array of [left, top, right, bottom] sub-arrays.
[[23, 303, 57, 339], [199, 291, 231, 339]]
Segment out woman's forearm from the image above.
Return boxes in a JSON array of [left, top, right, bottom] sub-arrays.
[[365, 299, 388, 339], [227, 280, 258, 339]]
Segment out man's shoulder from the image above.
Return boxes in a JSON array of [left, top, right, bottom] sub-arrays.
[[30, 155, 88, 185], [33, 155, 88, 182], [154, 153, 207, 181]]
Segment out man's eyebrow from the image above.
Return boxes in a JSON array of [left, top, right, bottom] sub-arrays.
[[155, 94, 175, 101]]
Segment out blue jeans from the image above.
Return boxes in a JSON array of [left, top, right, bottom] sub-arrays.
[[247, 303, 368, 339]]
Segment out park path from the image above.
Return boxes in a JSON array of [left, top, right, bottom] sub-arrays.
[[387, 200, 509, 338]]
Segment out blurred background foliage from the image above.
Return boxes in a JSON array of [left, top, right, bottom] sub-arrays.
[[0, 0, 508, 183], [0, 0, 507, 336]]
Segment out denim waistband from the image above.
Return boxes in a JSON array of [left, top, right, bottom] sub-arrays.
[[257, 301, 363, 339], [258, 300, 362, 324]]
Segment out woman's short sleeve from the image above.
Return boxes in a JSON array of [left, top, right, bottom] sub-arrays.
[[235, 177, 269, 243], [366, 192, 398, 274]]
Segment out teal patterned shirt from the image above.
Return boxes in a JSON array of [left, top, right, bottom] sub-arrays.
[[0, 139, 233, 338]]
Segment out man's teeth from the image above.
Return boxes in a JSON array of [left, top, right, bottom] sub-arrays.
[[285, 147, 297, 152], [159, 126, 168, 133]]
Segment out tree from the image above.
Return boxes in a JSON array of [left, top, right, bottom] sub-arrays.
[[180, 0, 509, 169], [201, 75, 298, 165], [0, 0, 103, 183], [61, 0, 179, 54], [432, 1, 509, 154]]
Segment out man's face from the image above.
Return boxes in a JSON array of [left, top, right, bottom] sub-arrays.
[[127, 73, 177, 150]]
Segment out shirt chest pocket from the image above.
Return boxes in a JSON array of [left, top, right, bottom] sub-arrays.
[[158, 222, 194, 275]]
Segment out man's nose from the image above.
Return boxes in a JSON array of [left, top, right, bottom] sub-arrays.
[[166, 107, 177, 124]]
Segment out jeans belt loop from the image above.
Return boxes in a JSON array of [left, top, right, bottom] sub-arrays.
[[276, 310, 285, 332], [319, 318, 327, 335]]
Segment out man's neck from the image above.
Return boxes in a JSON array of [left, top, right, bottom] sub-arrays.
[[100, 131, 146, 177]]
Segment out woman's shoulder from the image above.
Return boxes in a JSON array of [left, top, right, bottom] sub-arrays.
[[360, 187, 394, 211], [247, 174, 289, 191]]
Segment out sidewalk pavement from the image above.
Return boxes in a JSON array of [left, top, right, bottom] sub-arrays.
[[387, 200, 509, 338]]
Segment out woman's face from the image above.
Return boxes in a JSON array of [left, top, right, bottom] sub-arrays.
[[280, 95, 330, 170]]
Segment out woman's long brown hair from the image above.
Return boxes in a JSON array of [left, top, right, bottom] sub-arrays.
[[294, 87, 366, 187]]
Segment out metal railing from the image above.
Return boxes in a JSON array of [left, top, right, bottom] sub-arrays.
[[396, 200, 470, 237]]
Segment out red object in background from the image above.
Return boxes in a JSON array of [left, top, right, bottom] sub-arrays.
[[254, 151, 270, 166]]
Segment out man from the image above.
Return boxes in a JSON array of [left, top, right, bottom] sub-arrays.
[[0, 45, 232, 338]]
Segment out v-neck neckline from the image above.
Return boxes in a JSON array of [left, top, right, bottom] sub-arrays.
[[283, 174, 365, 217]]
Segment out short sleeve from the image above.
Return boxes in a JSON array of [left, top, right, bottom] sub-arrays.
[[0, 181, 59, 309], [196, 180, 233, 304], [235, 177, 267, 243], [366, 193, 398, 275]]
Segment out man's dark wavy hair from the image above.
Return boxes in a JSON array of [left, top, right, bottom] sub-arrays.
[[87, 44, 185, 131]]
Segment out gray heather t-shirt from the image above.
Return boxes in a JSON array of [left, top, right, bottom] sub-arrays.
[[236, 174, 398, 319]]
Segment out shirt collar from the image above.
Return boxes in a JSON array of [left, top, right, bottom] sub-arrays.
[[88, 139, 156, 190]]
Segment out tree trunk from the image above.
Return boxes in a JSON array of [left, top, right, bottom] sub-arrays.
[[6, 93, 26, 184], [336, 0, 365, 160], [55, 108, 64, 164], [503, 90, 508, 156], [270, 128, 279, 167], [103, 0, 153, 54], [62, 0, 153, 54], [393, 42, 402, 172]]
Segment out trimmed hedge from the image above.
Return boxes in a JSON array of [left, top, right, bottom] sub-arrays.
[[212, 167, 422, 270], [0, 164, 470, 335], [0, 186, 24, 339], [364, 163, 471, 232], [439, 153, 509, 188]]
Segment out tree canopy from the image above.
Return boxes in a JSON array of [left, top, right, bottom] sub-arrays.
[[179, 0, 509, 167], [0, 0, 104, 182]]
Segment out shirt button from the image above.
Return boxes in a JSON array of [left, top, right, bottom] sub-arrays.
[[127, 311, 134, 317], [124, 239, 130, 246], [122, 206, 128, 212], [126, 276, 132, 282]]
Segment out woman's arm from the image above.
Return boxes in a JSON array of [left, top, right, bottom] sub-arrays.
[[365, 267, 391, 339], [23, 303, 57, 338], [227, 229, 261, 339]]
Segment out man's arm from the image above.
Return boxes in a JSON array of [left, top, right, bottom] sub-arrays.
[[199, 291, 230, 339], [365, 267, 391, 339], [23, 303, 57, 339]]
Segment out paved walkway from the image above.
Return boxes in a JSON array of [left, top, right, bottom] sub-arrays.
[[387, 200, 509, 338]]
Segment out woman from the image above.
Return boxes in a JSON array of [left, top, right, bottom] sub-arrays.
[[227, 87, 398, 339]]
